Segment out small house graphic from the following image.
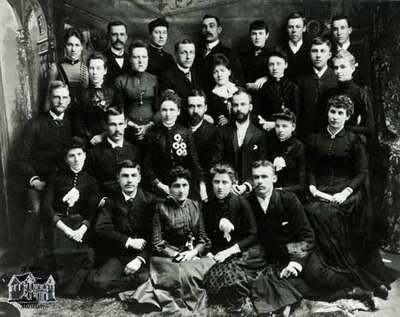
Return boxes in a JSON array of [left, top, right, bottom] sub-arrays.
[[8, 272, 56, 304]]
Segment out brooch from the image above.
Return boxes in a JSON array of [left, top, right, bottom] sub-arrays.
[[172, 134, 187, 157]]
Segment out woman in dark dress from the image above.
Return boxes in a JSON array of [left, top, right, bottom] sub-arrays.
[[305, 95, 399, 306], [268, 109, 306, 200], [42, 137, 98, 297], [144, 89, 207, 200], [120, 167, 214, 315], [207, 53, 239, 126], [203, 164, 259, 310]]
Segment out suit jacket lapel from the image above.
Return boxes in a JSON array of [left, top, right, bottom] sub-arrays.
[[231, 124, 239, 153], [242, 123, 254, 147]]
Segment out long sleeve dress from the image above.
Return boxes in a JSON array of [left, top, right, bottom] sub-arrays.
[[305, 129, 399, 296], [120, 198, 214, 315]]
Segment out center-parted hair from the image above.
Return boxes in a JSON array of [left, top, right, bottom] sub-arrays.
[[128, 40, 148, 56], [249, 20, 269, 33], [268, 47, 289, 63], [212, 53, 231, 70], [160, 89, 182, 109], [148, 17, 169, 33], [272, 108, 296, 124], [167, 166, 192, 186], [326, 95, 354, 117], [117, 159, 141, 175], [252, 160, 276, 175], [310, 36, 332, 50], [87, 52, 108, 68], [63, 27, 84, 45], [332, 49, 356, 67], [210, 163, 237, 183], [64, 136, 86, 156]]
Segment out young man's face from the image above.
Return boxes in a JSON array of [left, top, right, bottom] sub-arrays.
[[109, 25, 128, 50], [231, 93, 253, 123], [118, 167, 141, 195], [50, 87, 71, 115], [287, 18, 306, 44], [187, 95, 207, 126], [176, 43, 195, 69], [170, 177, 190, 202], [332, 19, 352, 45], [160, 100, 180, 126], [310, 43, 332, 70], [275, 119, 295, 142], [88, 58, 107, 86], [130, 47, 148, 72], [65, 148, 86, 171], [333, 57, 355, 82], [253, 165, 277, 197], [268, 56, 287, 80], [65, 35, 83, 61], [107, 113, 126, 142], [212, 173, 233, 200], [201, 17, 222, 43], [250, 29, 268, 48], [150, 26, 168, 48]]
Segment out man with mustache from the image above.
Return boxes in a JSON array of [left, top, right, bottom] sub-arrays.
[[279, 12, 311, 81], [297, 37, 337, 139], [86, 107, 141, 199], [195, 14, 244, 91], [212, 88, 267, 196], [104, 21, 130, 85], [16, 81, 73, 265], [187, 89, 217, 172], [147, 17, 175, 77]]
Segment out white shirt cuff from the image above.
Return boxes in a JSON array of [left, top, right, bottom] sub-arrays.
[[125, 237, 133, 249], [29, 176, 40, 186], [243, 182, 253, 193], [288, 261, 303, 273], [137, 256, 146, 264]]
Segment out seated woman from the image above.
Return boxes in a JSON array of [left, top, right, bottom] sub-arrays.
[[207, 53, 239, 126], [42, 137, 98, 297], [267, 108, 306, 200], [119, 167, 214, 315], [48, 27, 89, 108], [305, 95, 399, 307], [144, 89, 207, 200], [203, 164, 258, 311], [257, 48, 300, 132]]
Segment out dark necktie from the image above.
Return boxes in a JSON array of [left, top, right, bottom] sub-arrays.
[[114, 146, 122, 159], [54, 119, 63, 127], [127, 197, 135, 207], [185, 71, 191, 82]]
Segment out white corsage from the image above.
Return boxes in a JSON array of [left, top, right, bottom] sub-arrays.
[[62, 187, 80, 207], [253, 144, 258, 151], [273, 156, 286, 172], [172, 134, 187, 157]]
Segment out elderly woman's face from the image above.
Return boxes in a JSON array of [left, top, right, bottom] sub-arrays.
[[65, 35, 83, 61], [212, 172, 233, 199], [333, 57, 354, 82], [328, 106, 349, 130]]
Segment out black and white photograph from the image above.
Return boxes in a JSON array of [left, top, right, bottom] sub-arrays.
[[1, 0, 400, 316]]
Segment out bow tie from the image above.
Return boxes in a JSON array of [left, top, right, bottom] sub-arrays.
[[53, 118, 63, 126]]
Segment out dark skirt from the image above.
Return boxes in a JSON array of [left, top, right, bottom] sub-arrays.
[[305, 195, 399, 293], [120, 256, 215, 315], [50, 215, 95, 296]]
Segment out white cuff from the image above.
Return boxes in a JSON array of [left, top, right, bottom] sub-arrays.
[[288, 261, 303, 273], [232, 243, 241, 254], [137, 256, 146, 265], [125, 237, 133, 249], [29, 176, 40, 186], [243, 182, 253, 193]]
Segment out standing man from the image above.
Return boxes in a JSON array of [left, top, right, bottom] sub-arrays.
[[297, 37, 337, 139], [280, 12, 311, 81], [160, 39, 201, 125], [212, 88, 267, 196], [86, 107, 141, 199], [114, 41, 158, 143], [187, 89, 217, 172], [104, 21, 130, 85], [195, 14, 244, 91], [90, 159, 155, 295], [16, 81, 73, 264], [330, 14, 370, 85], [147, 17, 175, 77]]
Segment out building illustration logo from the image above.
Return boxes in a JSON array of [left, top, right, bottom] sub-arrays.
[[7, 272, 56, 306]]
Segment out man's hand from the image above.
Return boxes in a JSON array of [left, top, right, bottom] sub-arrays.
[[273, 157, 286, 172], [71, 225, 88, 243], [124, 258, 142, 275], [157, 182, 170, 196], [232, 184, 247, 196], [32, 179, 46, 191], [90, 134, 104, 145], [175, 249, 198, 262], [280, 264, 299, 279], [135, 123, 153, 140], [217, 115, 229, 127], [126, 238, 147, 250]]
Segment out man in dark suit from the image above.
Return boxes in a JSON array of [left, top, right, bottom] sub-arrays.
[[330, 14, 370, 86], [89, 159, 156, 295], [104, 21, 130, 85], [280, 12, 311, 81], [187, 89, 217, 172], [297, 37, 337, 139], [247, 160, 315, 315], [147, 17, 175, 77], [212, 88, 267, 196], [195, 14, 244, 91], [86, 107, 141, 199], [16, 81, 73, 263], [160, 39, 201, 125]]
